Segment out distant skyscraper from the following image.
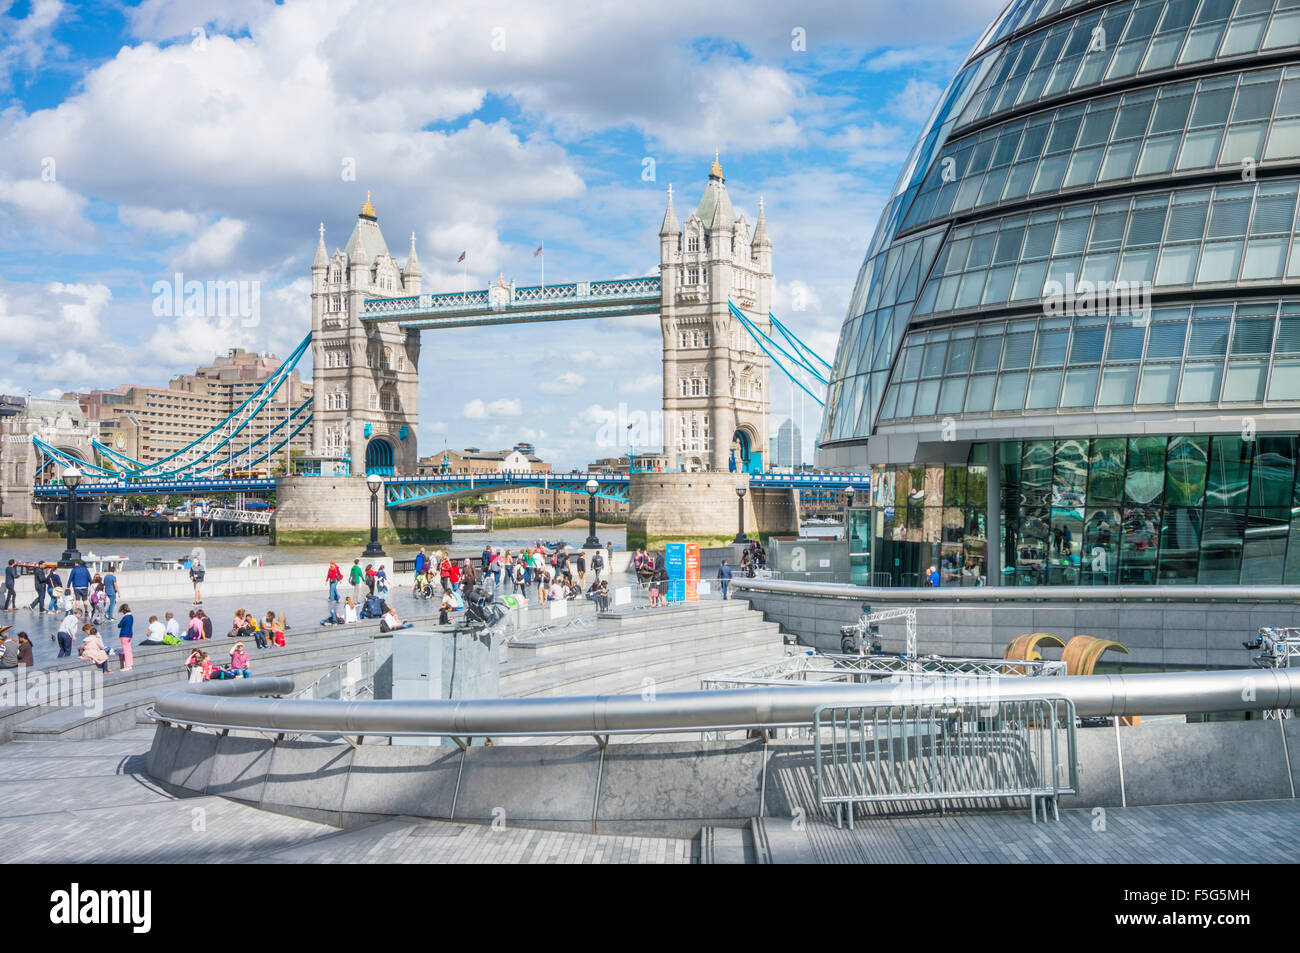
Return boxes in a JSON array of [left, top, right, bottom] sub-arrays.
[[769, 417, 802, 468]]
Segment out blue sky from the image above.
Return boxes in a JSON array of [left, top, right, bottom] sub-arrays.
[[0, 0, 1005, 467]]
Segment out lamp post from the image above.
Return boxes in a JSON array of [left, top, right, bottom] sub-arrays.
[[843, 485, 855, 538], [734, 485, 748, 544], [583, 478, 601, 549], [363, 472, 386, 558], [60, 466, 82, 567]]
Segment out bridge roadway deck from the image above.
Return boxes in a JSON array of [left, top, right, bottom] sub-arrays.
[[4, 725, 1300, 863]]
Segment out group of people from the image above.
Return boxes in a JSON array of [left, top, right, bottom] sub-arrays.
[[410, 543, 611, 610], [4, 558, 121, 622], [185, 642, 252, 682]]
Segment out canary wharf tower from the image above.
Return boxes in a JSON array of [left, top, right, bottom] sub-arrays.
[[818, 0, 1300, 588]]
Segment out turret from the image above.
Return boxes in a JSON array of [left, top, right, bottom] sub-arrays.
[[405, 231, 422, 294]]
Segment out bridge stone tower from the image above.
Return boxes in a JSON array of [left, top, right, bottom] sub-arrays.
[[311, 193, 422, 475], [658, 155, 772, 473]]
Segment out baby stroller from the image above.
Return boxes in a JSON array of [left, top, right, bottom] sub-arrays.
[[88, 593, 109, 626]]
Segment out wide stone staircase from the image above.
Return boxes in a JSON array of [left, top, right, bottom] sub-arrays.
[[501, 600, 786, 698], [0, 611, 437, 743]]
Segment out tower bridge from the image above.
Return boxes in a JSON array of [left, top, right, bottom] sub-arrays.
[[22, 156, 855, 546]]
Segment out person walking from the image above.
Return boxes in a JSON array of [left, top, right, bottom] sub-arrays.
[[45, 566, 61, 612], [717, 559, 733, 600], [189, 555, 205, 605], [29, 563, 47, 613], [2, 560, 17, 611], [115, 603, 134, 671], [326, 560, 342, 602], [591, 547, 605, 584], [68, 560, 91, 613], [575, 550, 587, 588], [102, 567, 119, 619], [349, 559, 365, 604]]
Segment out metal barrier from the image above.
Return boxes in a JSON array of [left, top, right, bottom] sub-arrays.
[[814, 696, 1078, 828], [294, 651, 374, 701], [702, 652, 1067, 690], [733, 577, 1300, 604]]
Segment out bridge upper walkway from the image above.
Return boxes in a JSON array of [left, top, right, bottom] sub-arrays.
[[360, 276, 662, 331], [31, 470, 869, 508]]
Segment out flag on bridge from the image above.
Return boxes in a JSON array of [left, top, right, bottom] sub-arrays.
[[457, 251, 466, 263]]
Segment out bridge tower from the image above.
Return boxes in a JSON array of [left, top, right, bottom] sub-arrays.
[[311, 193, 422, 475], [658, 155, 772, 473]]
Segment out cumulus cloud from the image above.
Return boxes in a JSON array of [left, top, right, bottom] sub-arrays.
[[462, 398, 523, 419], [889, 78, 943, 123], [538, 371, 584, 394], [118, 204, 202, 234]]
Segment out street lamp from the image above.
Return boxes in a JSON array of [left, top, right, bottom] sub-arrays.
[[734, 485, 748, 544], [844, 484, 856, 536], [583, 478, 601, 549], [363, 472, 386, 558], [60, 466, 82, 567]]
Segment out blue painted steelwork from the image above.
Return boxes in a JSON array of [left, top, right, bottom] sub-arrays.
[[361, 276, 661, 331], [30, 468, 868, 505], [728, 301, 828, 406], [30, 436, 118, 477], [80, 333, 312, 479], [33, 477, 277, 499], [188, 399, 313, 474], [365, 437, 394, 476]]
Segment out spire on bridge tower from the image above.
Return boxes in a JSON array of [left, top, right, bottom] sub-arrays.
[[659, 183, 679, 237], [313, 222, 328, 270], [360, 190, 377, 220], [752, 196, 771, 249], [710, 149, 723, 180], [406, 232, 422, 276]]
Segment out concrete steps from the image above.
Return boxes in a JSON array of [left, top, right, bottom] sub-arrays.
[[0, 609, 441, 742], [501, 601, 786, 699]]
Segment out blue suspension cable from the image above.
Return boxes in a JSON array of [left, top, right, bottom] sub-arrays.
[[190, 398, 313, 474], [126, 333, 311, 476], [728, 301, 825, 407], [768, 311, 831, 371], [730, 303, 829, 385]]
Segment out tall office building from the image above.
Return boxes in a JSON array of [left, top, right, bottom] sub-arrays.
[[769, 417, 803, 468], [819, 0, 1300, 587]]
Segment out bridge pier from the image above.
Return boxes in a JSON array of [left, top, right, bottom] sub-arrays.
[[271, 475, 451, 547], [626, 471, 798, 550]]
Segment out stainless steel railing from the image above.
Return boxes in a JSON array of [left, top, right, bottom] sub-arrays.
[[733, 578, 1300, 603], [146, 667, 1300, 745], [701, 652, 1066, 690], [814, 696, 1078, 828]]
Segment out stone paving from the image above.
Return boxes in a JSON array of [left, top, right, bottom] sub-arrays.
[[0, 728, 693, 864], [760, 799, 1300, 864], [5, 725, 1300, 863]]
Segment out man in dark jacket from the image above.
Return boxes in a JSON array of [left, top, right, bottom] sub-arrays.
[[2, 560, 18, 611], [28, 564, 47, 612], [717, 560, 733, 600]]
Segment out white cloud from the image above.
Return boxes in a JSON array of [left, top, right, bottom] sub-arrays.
[[539, 371, 583, 394], [170, 218, 247, 270], [618, 374, 659, 395], [0, 176, 91, 237], [462, 398, 523, 419], [889, 78, 943, 124], [118, 204, 202, 234], [425, 420, 448, 434]]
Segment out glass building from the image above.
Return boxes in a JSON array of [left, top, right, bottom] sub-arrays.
[[817, 0, 1300, 587]]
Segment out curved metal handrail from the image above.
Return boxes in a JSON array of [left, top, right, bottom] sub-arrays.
[[733, 578, 1300, 603], [149, 668, 1300, 740]]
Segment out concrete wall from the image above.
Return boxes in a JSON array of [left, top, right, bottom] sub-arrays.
[[145, 717, 1300, 835], [735, 583, 1300, 669], [627, 471, 798, 549], [272, 475, 451, 545]]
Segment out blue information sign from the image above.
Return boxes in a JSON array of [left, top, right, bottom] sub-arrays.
[[665, 543, 686, 602]]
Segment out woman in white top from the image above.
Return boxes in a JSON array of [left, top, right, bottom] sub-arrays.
[[343, 597, 359, 624]]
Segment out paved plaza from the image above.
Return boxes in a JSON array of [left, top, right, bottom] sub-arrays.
[[4, 725, 1300, 863]]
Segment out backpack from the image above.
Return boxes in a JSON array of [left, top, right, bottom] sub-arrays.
[[274, 631, 285, 647], [593, 552, 604, 570], [162, 633, 182, 646]]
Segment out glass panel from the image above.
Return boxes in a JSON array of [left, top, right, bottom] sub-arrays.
[[1206, 434, 1252, 507], [1250, 435, 1297, 508], [1222, 360, 1267, 401], [1137, 363, 1180, 403], [1197, 508, 1247, 583], [1061, 366, 1099, 406], [1026, 369, 1063, 408], [994, 371, 1029, 410], [1119, 504, 1162, 584], [1165, 434, 1209, 507], [1098, 364, 1139, 404], [1125, 436, 1167, 506], [1088, 437, 1128, 506], [1177, 361, 1223, 402], [1020, 440, 1054, 509], [1157, 506, 1203, 584], [1083, 506, 1121, 584], [1240, 508, 1290, 585]]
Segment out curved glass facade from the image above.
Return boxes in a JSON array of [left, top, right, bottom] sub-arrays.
[[821, 0, 1300, 586]]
